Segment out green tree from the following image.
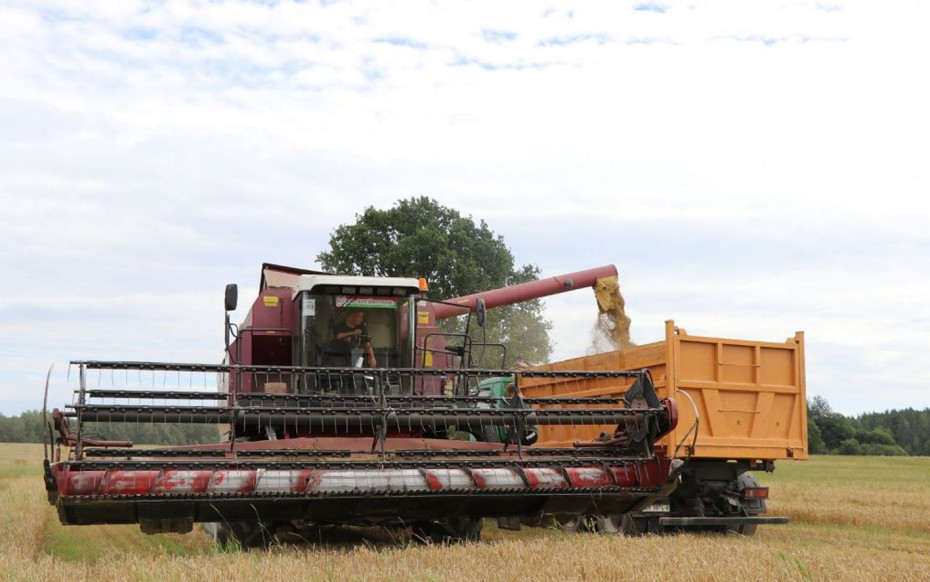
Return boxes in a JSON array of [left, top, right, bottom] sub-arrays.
[[854, 427, 897, 446], [807, 396, 831, 453], [860, 442, 908, 456], [818, 413, 857, 451], [838, 437, 863, 455], [317, 197, 553, 365], [0, 409, 218, 445], [807, 396, 857, 452], [808, 395, 833, 423], [807, 415, 827, 454], [805, 396, 921, 456]]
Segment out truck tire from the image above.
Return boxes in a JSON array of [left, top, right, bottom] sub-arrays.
[[728, 472, 765, 536]]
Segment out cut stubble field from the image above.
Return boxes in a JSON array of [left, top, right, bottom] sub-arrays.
[[2, 443, 928, 582]]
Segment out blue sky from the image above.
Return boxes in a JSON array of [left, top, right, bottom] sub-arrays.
[[1, 0, 928, 416]]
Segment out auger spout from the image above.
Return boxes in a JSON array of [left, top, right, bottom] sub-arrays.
[[432, 264, 619, 321]]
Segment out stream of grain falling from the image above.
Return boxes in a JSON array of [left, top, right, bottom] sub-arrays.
[[590, 275, 634, 353]]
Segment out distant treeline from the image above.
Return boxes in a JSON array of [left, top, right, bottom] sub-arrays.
[[0, 410, 219, 446], [4, 401, 930, 455], [808, 396, 930, 456]]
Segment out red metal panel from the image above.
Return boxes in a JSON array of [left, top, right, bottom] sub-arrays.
[[54, 458, 673, 497], [432, 265, 617, 321], [248, 289, 293, 331]]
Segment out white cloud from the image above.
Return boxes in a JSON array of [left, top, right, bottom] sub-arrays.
[[1, 0, 928, 417]]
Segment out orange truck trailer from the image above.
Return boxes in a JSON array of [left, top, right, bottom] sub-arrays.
[[523, 320, 807, 535]]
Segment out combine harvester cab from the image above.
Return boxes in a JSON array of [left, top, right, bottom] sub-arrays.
[[43, 263, 680, 545]]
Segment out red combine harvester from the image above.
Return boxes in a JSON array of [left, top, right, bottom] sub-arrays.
[[43, 263, 679, 546]]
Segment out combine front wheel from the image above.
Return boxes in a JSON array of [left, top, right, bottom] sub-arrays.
[[206, 520, 276, 549], [592, 514, 622, 534], [555, 514, 585, 533], [619, 514, 663, 536], [555, 514, 621, 534], [412, 517, 483, 544]]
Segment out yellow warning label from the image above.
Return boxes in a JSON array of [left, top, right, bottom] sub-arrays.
[[263, 296, 279, 307], [425, 352, 433, 367], [418, 311, 430, 324]]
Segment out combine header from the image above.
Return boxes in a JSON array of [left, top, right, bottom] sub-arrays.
[[43, 264, 679, 545]]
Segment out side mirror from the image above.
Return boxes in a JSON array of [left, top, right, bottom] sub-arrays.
[[225, 284, 238, 312], [475, 298, 486, 328]]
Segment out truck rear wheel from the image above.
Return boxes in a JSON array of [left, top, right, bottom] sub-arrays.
[[728, 472, 765, 536]]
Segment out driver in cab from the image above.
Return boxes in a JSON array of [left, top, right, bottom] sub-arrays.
[[333, 309, 377, 367]]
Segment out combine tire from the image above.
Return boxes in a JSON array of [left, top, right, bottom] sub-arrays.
[[412, 518, 483, 544], [207, 520, 275, 549], [619, 514, 663, 536], [479, 425, 502, 444], [555, 515, 585, 533], [555, 514, 621, 534], [619, 514, 647, 536], [592, 515, 622, 534]]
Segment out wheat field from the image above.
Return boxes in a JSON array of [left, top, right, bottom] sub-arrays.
[[2, 443, 929, 581]]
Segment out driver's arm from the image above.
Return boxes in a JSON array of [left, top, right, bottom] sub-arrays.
[[365, 341, 377, 367], [336, 327, 360, 340]]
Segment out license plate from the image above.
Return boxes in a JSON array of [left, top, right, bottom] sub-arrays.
[[642, 502, 670, 513]]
